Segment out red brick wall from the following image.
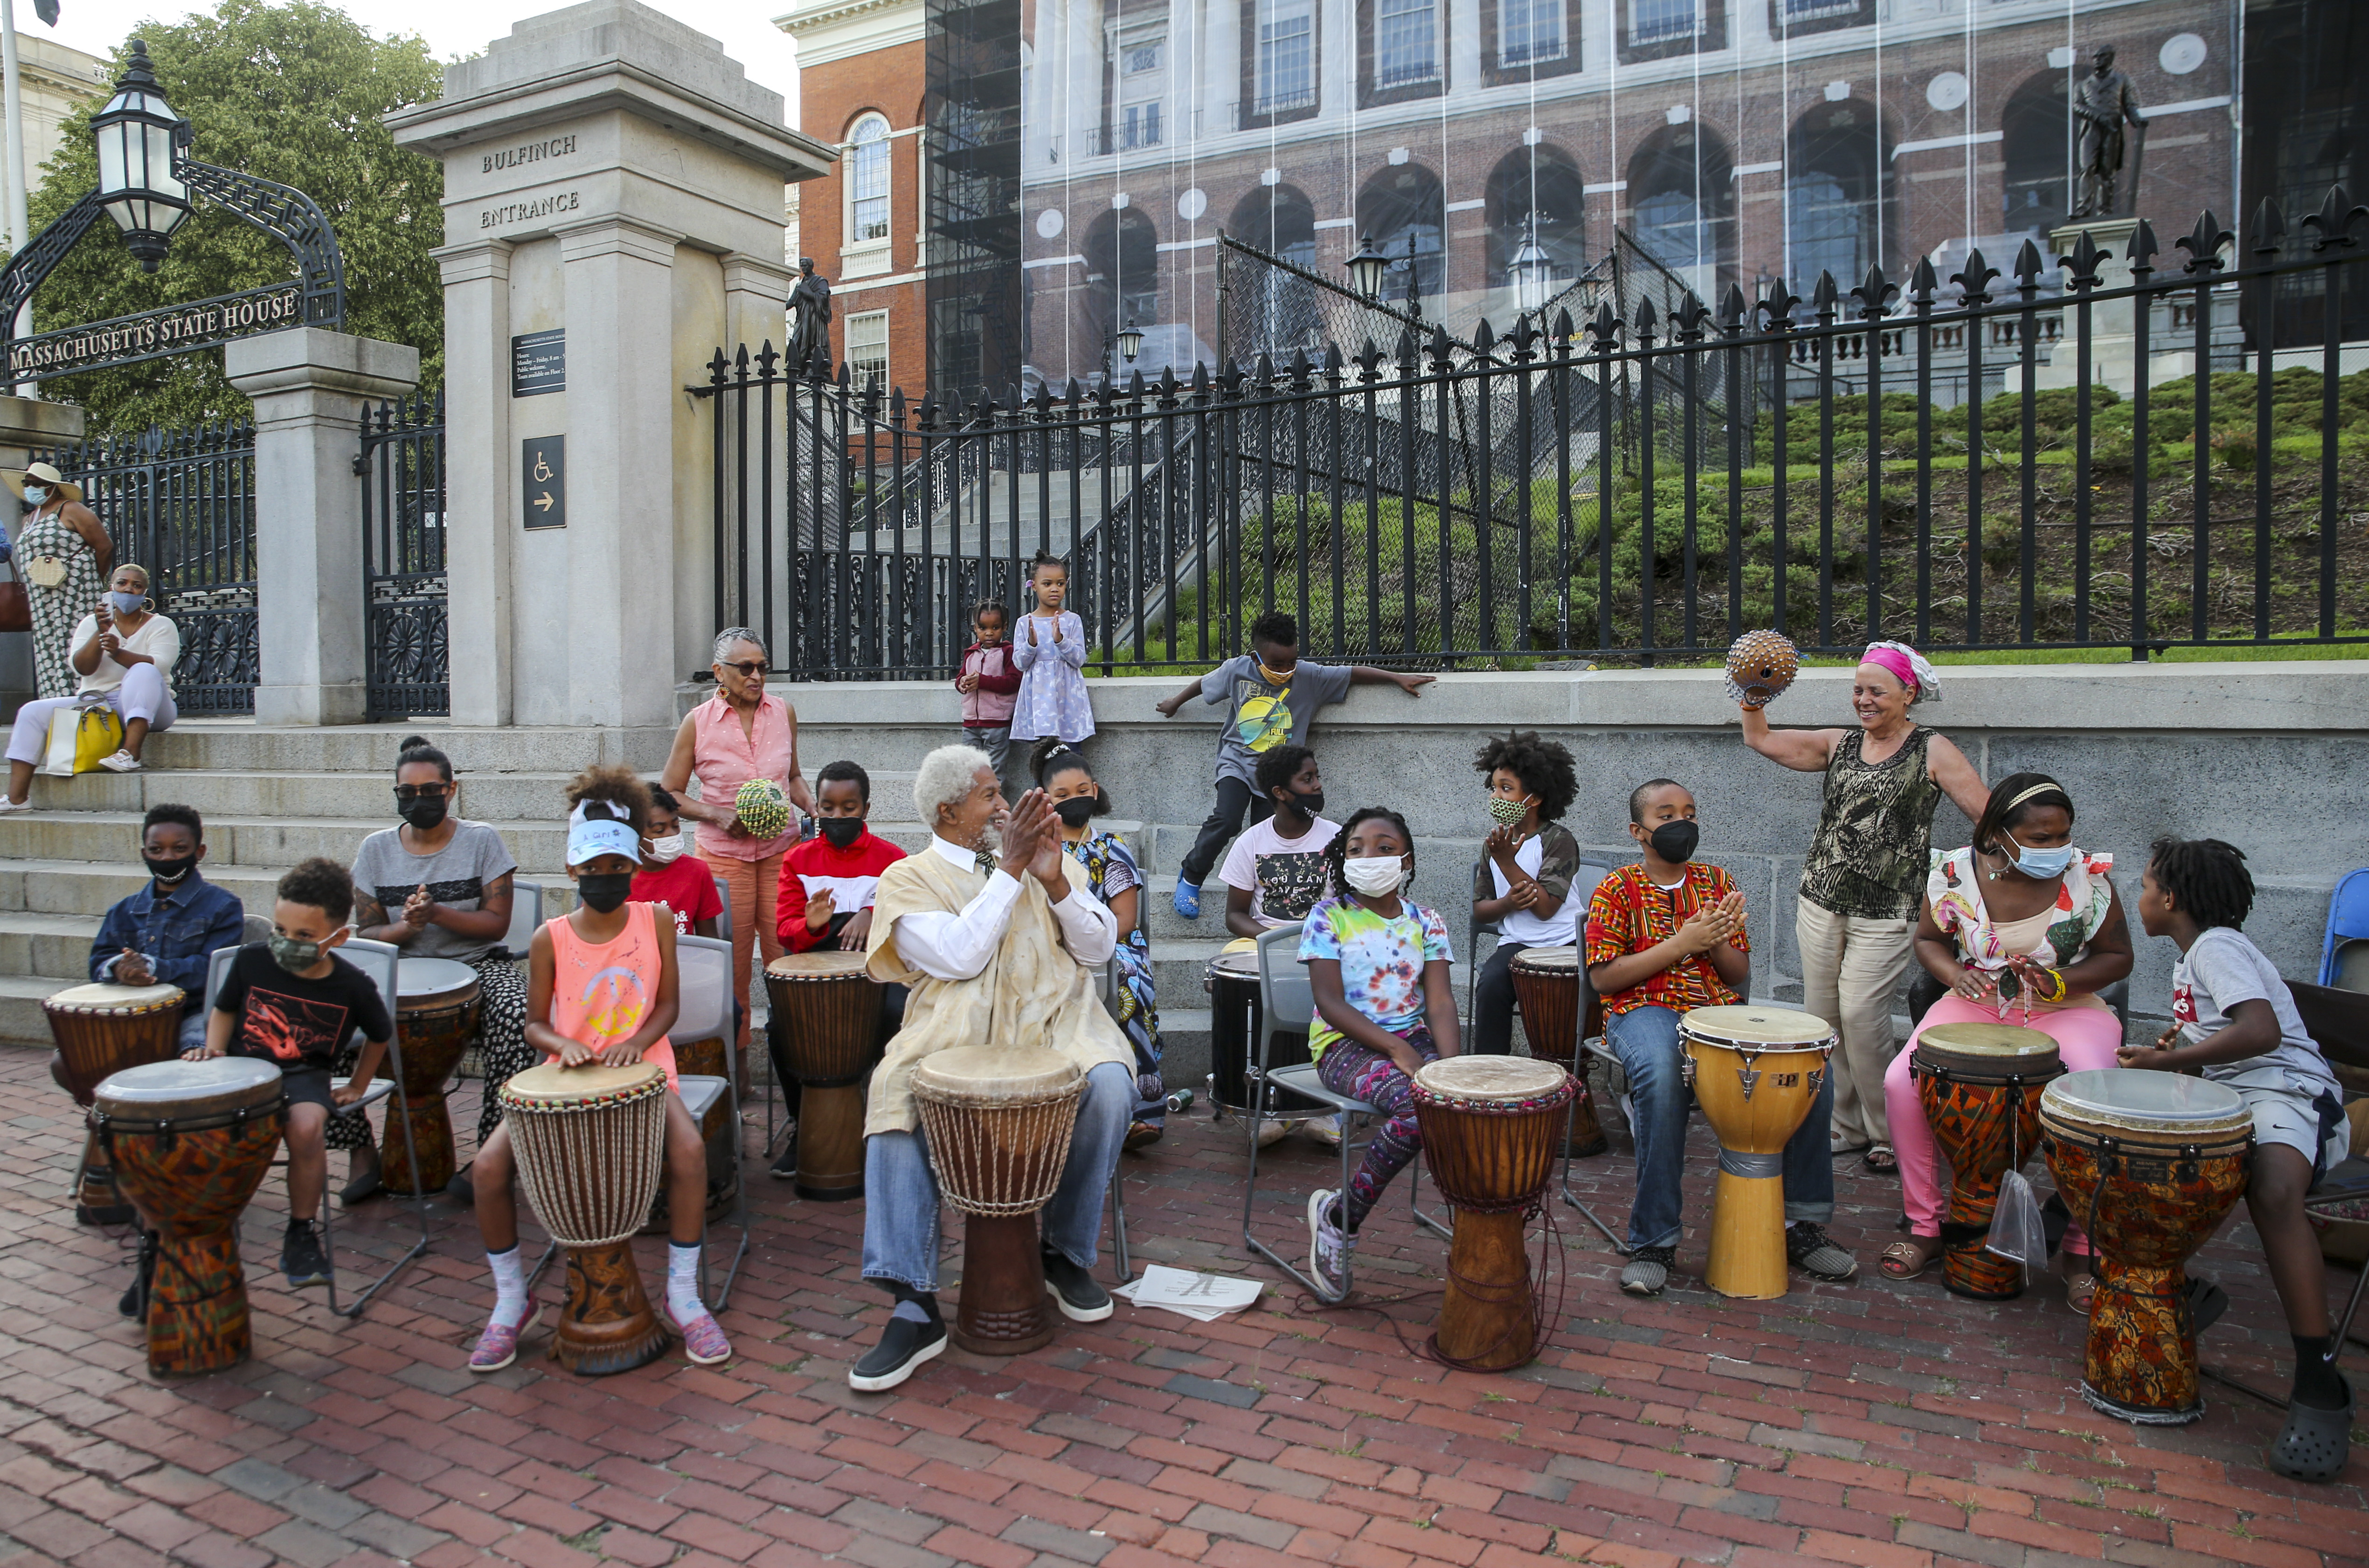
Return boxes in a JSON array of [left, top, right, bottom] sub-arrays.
[[800, 38, 930, 398]]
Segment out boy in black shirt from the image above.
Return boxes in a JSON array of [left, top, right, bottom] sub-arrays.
[[187, 857, 394, 1288]]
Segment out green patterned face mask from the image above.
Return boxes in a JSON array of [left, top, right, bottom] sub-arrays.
[[1487, 795, 1530, 828], [269, 933, 324, 973]]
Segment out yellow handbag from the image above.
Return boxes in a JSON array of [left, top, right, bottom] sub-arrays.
[[40, 701, 124, 776]]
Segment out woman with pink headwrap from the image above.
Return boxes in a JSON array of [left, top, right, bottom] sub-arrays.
[[1739, 641, 1989, 1173]]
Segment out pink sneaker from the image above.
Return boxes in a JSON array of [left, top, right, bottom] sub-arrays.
[[469, 1299, 537, 1372], [664, 1306, 732, 1366]]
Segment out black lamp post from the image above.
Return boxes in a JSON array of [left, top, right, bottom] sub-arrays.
[[1510, 211, 1552, 320], [1346, 232, 1388, 301], [1104, 318, 1142, 382], [90, 41, 191, 273]]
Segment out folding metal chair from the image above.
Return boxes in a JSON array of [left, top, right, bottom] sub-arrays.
[[205, 937, 432, 1319], [675, 935, 750, 1308], [1241, 925, 1449, 1303], [501, 880, 545, 956]]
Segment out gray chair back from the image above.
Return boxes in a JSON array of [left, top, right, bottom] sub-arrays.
[[713, 877, 733, 942], [673, 934, 734, 1045], [503, 880, 545, 956], [1255, 924, 1314, 1033], [242, 914, 273, 946]]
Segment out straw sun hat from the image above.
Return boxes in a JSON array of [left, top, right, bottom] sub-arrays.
[[2, 462, 83, 504]]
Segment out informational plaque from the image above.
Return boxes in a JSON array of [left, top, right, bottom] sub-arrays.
[[511, 329, 565, 397], [523, 436, 565, 529]]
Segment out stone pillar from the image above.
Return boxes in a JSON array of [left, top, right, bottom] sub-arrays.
[[388, 0, 834, 729], [0, 396, 84, 718], [224, 329, 421, 726]]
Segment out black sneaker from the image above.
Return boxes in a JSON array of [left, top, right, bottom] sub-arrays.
[[1042, 1249, 1113, 1322], [769, 1139, 799, 1180], [849, 1312, 947, 1392], [281, 1220, 332, 1288], [1785, 1222, 1858, 1282], [1620, 1244, 1677, 1297]]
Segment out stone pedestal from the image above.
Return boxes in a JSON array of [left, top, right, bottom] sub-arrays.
[[388, 0, 832, 728], [224, 329, 421, 726], [2037, 217, 2146, 396], [0, 397, 85, 719]]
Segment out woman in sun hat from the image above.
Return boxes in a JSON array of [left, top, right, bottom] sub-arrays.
[[6, 461, 112, 699]]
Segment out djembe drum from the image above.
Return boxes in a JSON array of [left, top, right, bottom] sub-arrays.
[[1681, 1004, 1836, 1299], [1724, 629, 1800, 708], [92, 1057, 286, 1375], [909, 1046, 1084, 1355], [766, 950, 884, 1201], [375, 957, 481, 1195], [1505, 946, 1607, 1157], [1912, 1021, 2062, 1300], [1412, 1057, 1574, 1371], [501, 1061, 671, 1375], [2040, 1071, 2253, 1424], [46, 981, 186, 1224]]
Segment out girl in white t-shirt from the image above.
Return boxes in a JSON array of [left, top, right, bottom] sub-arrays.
[[1218, 744, 1339, 942], [1467, 731, 1584, 1057], [1, 563, 180, 808]]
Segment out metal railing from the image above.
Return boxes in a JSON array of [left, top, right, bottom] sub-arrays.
[[696, 187, 2369, 677], [357, 394, 449, 719]]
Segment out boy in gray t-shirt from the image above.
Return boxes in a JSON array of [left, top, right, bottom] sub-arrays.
[[1152, 610, 1432, 918], [2128, 836, 2351, 1477]]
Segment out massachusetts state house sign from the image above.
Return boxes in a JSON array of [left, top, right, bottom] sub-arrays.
[[7, 281, 303, 382]]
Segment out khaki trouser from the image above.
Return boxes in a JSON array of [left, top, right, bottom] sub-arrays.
[[1795, 894, 1916, 1149]]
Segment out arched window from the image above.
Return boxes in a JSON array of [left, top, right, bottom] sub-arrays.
[[1786, 99, 1889, 290], [1626, 124, 1735, 295], [1083, 207, 1161, 344], [846, 113, 892, 246], [1357, 162, 1446, 303], [1485, 147, 1588, 297], [1230, 185, 1322, 356], [2000, 71, 2072, 238]]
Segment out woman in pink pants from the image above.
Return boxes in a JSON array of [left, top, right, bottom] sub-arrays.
[[1880, 773, 2133, 1313]]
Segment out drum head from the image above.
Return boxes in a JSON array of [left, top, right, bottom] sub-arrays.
[[769, 950, 873, 979], [46, 980, 184, 1013], [1919, 1022, 2057, 1059], [1508, 946, 1579, 973], [1208, 951, 1262, 979], [95, 1056, 281, 1117], [397, 957, 481, 1005], [1415, 1055, 1569, 1104], [2042, 1069, 2251, 1134], [1681, 1004, 1834, 1050], [504, 1061, 664, 1104], [909, 1045, 1079, 1104]]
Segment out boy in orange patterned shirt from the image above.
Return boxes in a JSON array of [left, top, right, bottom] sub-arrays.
[[1584, 779, 1855, 1297]]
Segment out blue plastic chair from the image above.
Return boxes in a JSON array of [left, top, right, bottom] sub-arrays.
[[2320, 869, 2369, 994]]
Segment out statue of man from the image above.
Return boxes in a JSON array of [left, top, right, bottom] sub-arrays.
[[786, 257, 833, 378], [2070, 46, 2145, 219]]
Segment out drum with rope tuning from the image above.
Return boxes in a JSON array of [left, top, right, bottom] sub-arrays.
[[1413, 1056, 1573, 1371], [1504, 946, 1607, 1156], [1680, 1004, 1836, 1299], [46, 981, 186, 1225], [1912, 1021, 2063, 1300]]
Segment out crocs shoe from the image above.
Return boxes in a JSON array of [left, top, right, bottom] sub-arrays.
[[2268, 1373, 2352, 1484], [1171, 880, 1202, 919], [469, 1299, 538, 1372], [663, 1306, 733, 1367]]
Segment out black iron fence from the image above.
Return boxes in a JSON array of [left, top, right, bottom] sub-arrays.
[[43, 421, 259, 713], [698, 190, 2369, 679], [356, 394, 449, 719]]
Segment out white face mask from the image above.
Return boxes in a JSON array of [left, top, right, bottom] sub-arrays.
[[643, 833, 685, 864], [21, 485, 45, 506], [1343, 856, 1408, 898]]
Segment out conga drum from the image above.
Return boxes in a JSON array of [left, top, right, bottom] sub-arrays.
[[1505, 946, 1607, 1156], [909, 1046, 1084, 1356], [376, 958, 481, 1195], [500, 1062, 671, 1375], [1681, 1005, 1836, 1299], [765, 951, 883, 1201], [2040, 1071, 2253, 1424], [46, 982, 186, 1224], [1412, 1057, 1574, 1371], [91, 1057, 285, 1375], [1205, 951, 1309, 1113], [1912, 1021, 2063, 1300]]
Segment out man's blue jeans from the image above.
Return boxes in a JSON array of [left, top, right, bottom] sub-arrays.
[[862, 1061, 1131, 1293], [1605, 1004, 1835, 1253]]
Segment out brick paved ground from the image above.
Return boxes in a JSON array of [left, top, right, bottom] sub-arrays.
[[3, 1042, 2364, 1568]]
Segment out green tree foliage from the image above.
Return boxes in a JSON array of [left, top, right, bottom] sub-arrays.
[[20, 0, 443, 435]]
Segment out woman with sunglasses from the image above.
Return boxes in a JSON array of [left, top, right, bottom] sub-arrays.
[[346, 736, 525, 1202], [660, 628, 814, 1078]]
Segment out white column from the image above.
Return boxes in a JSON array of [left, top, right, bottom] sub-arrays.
[[224, 329, 421, 726], [434, 239, 514, 726]]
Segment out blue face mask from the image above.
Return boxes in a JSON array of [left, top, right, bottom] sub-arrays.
[[2004, 832, 2076, 880], [106, 590, 145, 615]]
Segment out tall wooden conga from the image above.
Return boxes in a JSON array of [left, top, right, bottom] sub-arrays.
[[2041, 1071, 2253, 1424], [765, 951, 884, 1201], [501, 1062, 671, 1375], [92, 1057, 286, 1375], [1505, 946, 1607, 1156], [377, 958, 481, 1195], [1412, 1056, 1574, 1371], [47, 981, 187, 1224], [1681, 1005, 1835, 1299], [909, 1046, 1084, 1355], [1912, 1021, 2062, 1300]]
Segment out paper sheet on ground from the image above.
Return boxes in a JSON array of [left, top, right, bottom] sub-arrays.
[[1113, 1265, 1264, 1321]]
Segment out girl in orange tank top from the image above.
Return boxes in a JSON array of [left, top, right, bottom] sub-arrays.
[[545, 898, 679, 1091]]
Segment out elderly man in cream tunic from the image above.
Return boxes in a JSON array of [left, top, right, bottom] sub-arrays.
[[850, 744, 1134, 1391]]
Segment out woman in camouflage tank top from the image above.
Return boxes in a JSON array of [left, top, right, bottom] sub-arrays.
[[1740, 644, 1988, 1171]]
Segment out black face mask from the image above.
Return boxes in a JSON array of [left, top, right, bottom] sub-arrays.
[[1054, 796, 1098, 829], [1283, 789, 1324, 819], [1649, 820, 1700, 864], [398, 793, 450, 831], [817, 816, 864, 849], [576, 871, 632, 914], [143, 853, 196, 886]]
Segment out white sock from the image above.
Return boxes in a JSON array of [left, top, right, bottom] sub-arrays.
[[487, 1245, 525, 1321], [667, 1242, 705, 1322]]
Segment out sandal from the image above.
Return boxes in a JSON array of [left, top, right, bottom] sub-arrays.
[[1879, 1234, 1943, 1280], [2065, 1271, 2098, 1316], [1863, 1144, 1898, 1174]]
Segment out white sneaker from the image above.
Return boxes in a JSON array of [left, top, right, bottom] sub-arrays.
[[97, 750, 142, 773], [1308, 1188, 1355, 1294], [1303, 1114, 1344, 1149], [0, 798, 32, 814]]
